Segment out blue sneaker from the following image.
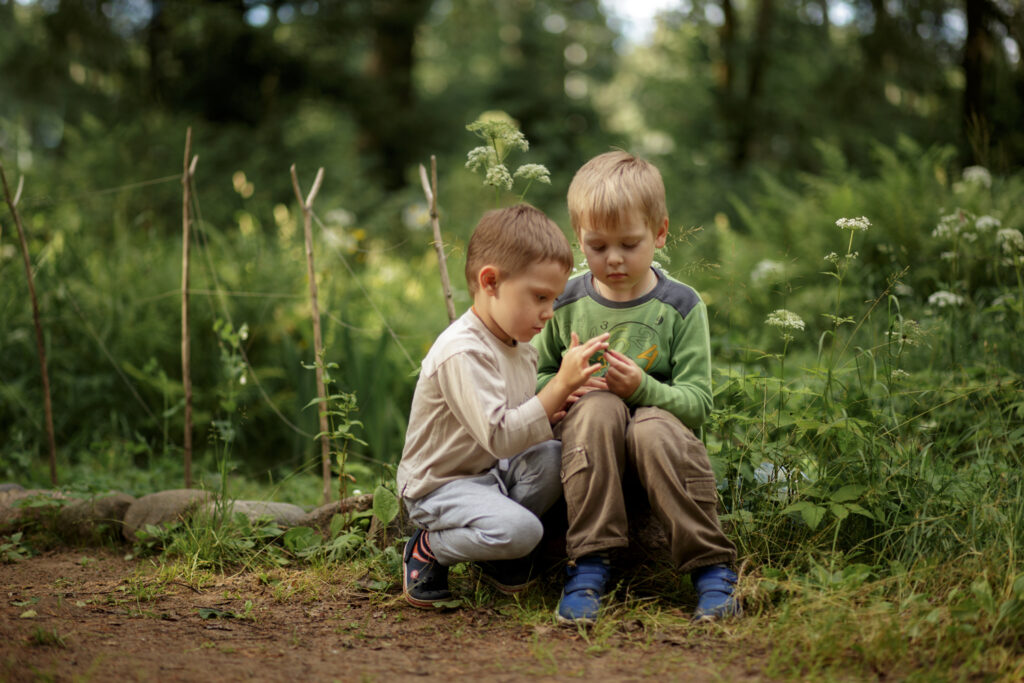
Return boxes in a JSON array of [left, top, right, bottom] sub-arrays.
[[555, 553, 611, 625], [402, 529, 452, 608], [692, 564, 741, 621]]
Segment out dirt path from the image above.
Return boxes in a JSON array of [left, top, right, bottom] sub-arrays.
[[0, 549, 769, 682]]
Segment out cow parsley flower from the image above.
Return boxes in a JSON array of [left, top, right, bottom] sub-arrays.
[[927, 291, 964, 308], [932, 210, 973, 240], [765, 309, 806, 331], [836, 216, 871, 231], [513, 164, 551, 184], [996, 228, 1024, 255], [751, 259, 786, 285], [962, 165, 992, 188], [975, 215, 1000, 232], [484, 164, 514, 191]]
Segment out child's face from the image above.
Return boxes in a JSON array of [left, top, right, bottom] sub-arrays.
[[475, 260, 569, 345], [578, 210, 668, 302]]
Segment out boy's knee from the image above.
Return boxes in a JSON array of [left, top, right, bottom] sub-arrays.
[[564, 391, 629, 432], [484, 512, 543, 559]]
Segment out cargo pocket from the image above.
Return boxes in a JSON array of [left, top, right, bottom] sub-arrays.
[[685, 476, 719, 505], [561, 445, 590, 521]]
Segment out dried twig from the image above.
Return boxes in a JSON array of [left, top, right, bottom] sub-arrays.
[[419, 156, 456, 324], [290, 164, 332, 506], [181, 128, 199, 489], [0, 160, 58, 485]]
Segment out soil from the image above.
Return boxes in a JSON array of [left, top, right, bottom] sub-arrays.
[[0, 549, 770, 682]]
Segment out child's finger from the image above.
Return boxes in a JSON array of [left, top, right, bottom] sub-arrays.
[[570, 331, 581, 348]]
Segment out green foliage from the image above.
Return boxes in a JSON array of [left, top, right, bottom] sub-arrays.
[[0, 531, 30, 563]]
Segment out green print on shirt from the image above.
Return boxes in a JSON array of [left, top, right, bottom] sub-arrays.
[[590, 321, 661, 374]]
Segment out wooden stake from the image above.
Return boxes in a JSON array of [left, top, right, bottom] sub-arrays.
[[181, 128, 198, 489], [419, 156, 456, 324], [0, 161, 58, 485], [290, 164, 332, 506]]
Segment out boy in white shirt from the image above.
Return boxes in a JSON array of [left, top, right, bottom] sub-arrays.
[[397, 203, 609, 607]]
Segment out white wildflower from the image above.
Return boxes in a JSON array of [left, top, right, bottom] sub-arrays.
[[513, 163, 551, 184], [891, 369, 911, 382], [996, 228, 1024, 255], [940, 251, 958, 261], [894, 282, 914, 297], [975, 215, 1000, 232], [765, 309, 806, 331], [962, 165, 992, 188], [751, 259, 786, 285], [465, 146, 497, 172], [484, 164, 514, 191], [238, 323, 249, 341], [836, 216, 871, 231], [402, 203, 431, 230], [932, 210, 973, 240], [961, 231, 978, 243], [886, 319, 924, 347], [239, 375, 248, 386], [824, 252, 839, 264], [928, 291, 965, 308]]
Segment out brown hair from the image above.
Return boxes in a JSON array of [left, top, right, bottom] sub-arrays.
[[464, 204, 573, 294], [567, 150, 667, 238]]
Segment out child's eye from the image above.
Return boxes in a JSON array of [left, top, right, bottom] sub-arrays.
[[623, 242, 639, 249]]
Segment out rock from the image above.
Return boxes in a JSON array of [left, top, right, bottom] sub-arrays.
[[122, 489, 213, 542], [0, 483, 25, 493], [296, 494, 374, 533], [0, 489, 70, 532], [198, 500, 307, 527], [57, 492, 135, 543]]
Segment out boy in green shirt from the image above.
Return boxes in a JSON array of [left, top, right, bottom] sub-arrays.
[[534, 151, 739, 624]]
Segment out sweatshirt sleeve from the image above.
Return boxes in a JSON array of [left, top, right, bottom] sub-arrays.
[[625, 301, 713, 430], [435, 349, 552, 459]]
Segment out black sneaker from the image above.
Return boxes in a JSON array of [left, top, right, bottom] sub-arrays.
[[402, 529, 452, 608], [474, 557, 534, 594]]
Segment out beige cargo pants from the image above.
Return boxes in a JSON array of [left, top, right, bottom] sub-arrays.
[[556, 390, 736, 573]]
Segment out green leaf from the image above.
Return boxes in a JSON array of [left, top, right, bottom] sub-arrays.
[[829, 503, 850, 521], [372, 485, 399, 525], [282, 526, 321, 554], [830, 484, 868, 503], [845, 503, 875, 520], [782, 501, 827, 530]]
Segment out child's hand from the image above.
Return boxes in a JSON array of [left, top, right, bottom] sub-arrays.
[[604, 348, 644, 398], [557, 332, 610, 392], [538, 332, 609, 422]]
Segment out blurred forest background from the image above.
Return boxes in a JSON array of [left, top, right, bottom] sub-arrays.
[[1, 0, 1022, 500]]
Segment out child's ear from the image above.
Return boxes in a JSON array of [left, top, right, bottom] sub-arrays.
[[654, 217, 669, 249], [478, 265, 500, 294]]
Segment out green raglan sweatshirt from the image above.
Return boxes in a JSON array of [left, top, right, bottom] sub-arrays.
[[534, 268, 713, 431]]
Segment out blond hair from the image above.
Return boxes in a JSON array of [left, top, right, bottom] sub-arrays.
[[464, 204, 573, 294], [567, 150, 667, 238]]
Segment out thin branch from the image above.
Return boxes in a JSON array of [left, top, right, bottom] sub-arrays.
[[181, 127, 195, 489], [1, 160, 58, 485], [419, 156, 456, 324], [292, 164, 333, 506]]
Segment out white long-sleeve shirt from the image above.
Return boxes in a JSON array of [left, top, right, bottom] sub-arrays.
[[397, 310, 553, 501]]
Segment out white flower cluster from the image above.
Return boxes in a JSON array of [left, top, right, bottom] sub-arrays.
[[750, 259, 786, 285], [996, 228, 1024, 255], [961, 165, 992, 188], [513, 164, 552, 184], [484, 164, 514, 191], [932, 210, 973, 240], [927, 291, 965, 308], [765, 309, 806, 331], [975, 215, 1001, 232], [836, 216, 871, 231]]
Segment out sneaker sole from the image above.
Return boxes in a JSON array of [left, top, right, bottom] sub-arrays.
[[402, 556, 452, 609], [554, 609, 596, 627], [470, 565, 532, 595]]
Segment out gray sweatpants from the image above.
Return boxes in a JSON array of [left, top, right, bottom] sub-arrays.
[[402, 440, 562, 566]]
